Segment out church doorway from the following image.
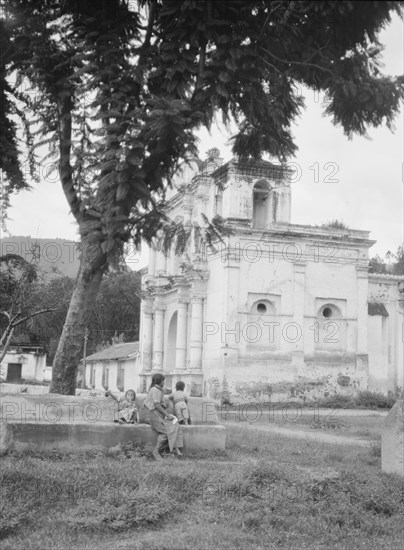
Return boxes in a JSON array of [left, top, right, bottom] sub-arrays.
[[166, 311, 178, 372]]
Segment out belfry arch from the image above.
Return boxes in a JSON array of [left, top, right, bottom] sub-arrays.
[[252, 179, 272, 228]]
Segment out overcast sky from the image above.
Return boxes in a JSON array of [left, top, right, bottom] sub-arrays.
[[4, 14, 403, 263]]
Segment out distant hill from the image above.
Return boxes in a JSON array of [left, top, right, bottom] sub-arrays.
[[0, 236, 80, 279]]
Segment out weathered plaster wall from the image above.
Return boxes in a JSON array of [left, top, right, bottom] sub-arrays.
[[1, 351, 47, 383], [368, 275, 404, 394]]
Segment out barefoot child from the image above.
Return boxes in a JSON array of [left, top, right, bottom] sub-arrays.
[[169, 381, 190, 425], [105, 389, 140, 424]]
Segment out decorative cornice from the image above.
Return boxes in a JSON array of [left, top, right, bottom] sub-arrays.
[[222, 222, 375, 247], [211, 159, 293, 186]]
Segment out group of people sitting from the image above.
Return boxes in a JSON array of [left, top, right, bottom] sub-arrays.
[[105, 373, 189, 460]]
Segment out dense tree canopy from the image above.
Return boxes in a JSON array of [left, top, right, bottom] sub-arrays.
[[1, 0, 403, 392]]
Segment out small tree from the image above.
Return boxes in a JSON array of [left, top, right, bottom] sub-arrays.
[[392, 245, 404, 275], [369, 245, 404, 275], [369, 254, 387, 274], [20, 275, 75, 362], [0, 252, 59, 365]]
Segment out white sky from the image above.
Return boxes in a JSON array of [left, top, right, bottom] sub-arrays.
[[3, 14, 403, 265]]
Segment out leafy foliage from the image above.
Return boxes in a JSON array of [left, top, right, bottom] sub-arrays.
[[369, 245, 404, 275], [89, 270, 142, 350], [317, 390, 398, 409], [1, 1, 403, 263]]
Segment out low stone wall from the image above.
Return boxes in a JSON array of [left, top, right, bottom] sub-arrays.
[[6, 422, 226, 453], [0, 393, 221, 425], [0, 392, 225, 455]]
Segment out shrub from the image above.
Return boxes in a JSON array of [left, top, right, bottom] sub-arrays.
[[322, 219, 349, 230], [317, 394, 354, 409], [354, 390, 396, 409]]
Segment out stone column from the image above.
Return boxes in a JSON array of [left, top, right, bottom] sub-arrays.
[[189, 295, 204, 371], [276, 185, 291, 223], [291, 262, 305, 367], [141, 300, 153, 372], [152, 301, 165, 371], [183, 195, 193, 225], [148, 246, 156, 277], [356, 266, 369, 355], [175, 300, 188, 371], [155, 250, 166, 275]]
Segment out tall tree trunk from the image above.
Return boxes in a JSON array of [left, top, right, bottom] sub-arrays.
[[50, 241, 107, 394]]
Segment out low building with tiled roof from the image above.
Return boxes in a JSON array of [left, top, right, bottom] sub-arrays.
[[84, 342, 140, 392]]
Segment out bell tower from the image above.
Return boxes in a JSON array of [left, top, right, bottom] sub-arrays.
[[210, 157, 292, 228]]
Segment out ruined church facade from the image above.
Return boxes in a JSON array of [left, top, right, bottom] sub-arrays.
[[138, 149, 404, 400]]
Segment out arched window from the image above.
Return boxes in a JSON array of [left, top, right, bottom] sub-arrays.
[[253, 180, 271, 229]]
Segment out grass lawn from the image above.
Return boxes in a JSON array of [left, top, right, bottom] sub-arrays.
[[1, 424, 403, 550]]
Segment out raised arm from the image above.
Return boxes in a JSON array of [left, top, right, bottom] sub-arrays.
[[105, 390, 119, 402]]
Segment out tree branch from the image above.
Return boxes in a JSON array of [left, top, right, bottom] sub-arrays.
[[141, 0, 157, 55], [0, 327, 15, 365], [0, 323, 11, 348], [10, 306, 59, 329], [57, 91, 83, 223], [259, 46, 337, 77]]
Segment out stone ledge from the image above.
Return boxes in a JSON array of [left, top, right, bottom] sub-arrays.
[[6, 421, 226, 453]]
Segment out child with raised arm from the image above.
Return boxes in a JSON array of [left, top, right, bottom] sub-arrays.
[[105, 389, 140, 424], [169, 381, 190, 425]]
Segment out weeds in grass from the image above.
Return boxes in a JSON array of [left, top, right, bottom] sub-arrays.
[[0, 503, 29, 540], [369, 441, 382, 458], [310, 418, 347, 430], [1, 426, 403, 549]]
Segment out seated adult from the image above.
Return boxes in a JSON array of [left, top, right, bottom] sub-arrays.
[[143, 373, 183, 460]]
